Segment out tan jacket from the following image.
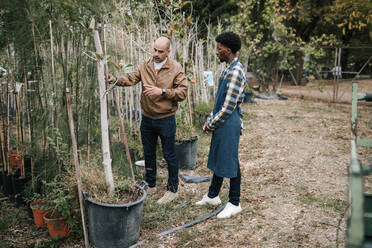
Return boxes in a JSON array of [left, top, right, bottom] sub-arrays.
[[116, 57, 188, 119]]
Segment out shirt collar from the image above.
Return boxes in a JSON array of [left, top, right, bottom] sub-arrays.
[[226, 57, 238, 68], [154, 57, 168, 69]]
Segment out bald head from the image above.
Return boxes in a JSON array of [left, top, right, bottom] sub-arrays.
[[155, 37, 170, 49], [153, 37, 170, 63]]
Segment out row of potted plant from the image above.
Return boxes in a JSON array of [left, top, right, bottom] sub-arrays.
[[26, 175, 79, 238], [30, 199, 70, 238]]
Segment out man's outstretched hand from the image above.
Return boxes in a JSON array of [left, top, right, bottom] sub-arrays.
[[105, 74, 116, 84]]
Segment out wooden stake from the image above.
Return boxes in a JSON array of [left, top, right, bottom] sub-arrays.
[[289, 70, 298, 86], [66, 88, 89, 248], [0, 92, 6, 171], [86, 97, 91, 167], [113, 89, 135, 180], [49, 20, 57, 128]]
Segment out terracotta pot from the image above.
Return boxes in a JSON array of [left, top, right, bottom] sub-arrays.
[[43, 211, 70, 238], [9, 150, 22, 169], [30, 200, 49, 227]]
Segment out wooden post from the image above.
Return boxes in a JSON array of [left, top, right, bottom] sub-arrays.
[[49, 20, 56, 128], [90, 19, 115, 193], [113, 89, 135, 180], [332, 47, 338, 102], [289, 70, 298, 86], [0, 92, 6, 171], [66, 88, 89, 248], [86, 97, 91, 167]]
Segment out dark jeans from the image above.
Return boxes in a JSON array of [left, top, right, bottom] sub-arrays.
[[208, 166, 241, 206], [140, 115, 179, 193]]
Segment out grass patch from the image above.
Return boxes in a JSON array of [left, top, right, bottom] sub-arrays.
[[296, 186, 346, 213]]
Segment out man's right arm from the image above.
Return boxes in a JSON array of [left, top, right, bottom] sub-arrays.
[[107, 65, 141, 86], [116, 67, 141, 86]]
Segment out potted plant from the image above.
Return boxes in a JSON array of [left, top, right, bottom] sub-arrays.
[[42, 177, 77, 238], [43, 211, 70, 238], [75, 21, 147, 248], [80, 160, 146, 248], [28, 192, 50, 227]]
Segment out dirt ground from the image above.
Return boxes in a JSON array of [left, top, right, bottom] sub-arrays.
[[1, 79, 371, 248], [137, 79, 371, 247]]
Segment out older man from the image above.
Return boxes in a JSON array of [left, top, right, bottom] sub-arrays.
[[106, 37, 188, 204]]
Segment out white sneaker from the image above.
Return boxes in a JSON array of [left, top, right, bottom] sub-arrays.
[[196, 194, 221, 206], [157, 191, 178, 204], [217, 202, 242, 219]]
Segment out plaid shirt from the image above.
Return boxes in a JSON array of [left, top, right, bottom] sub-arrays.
[[207, 57, 247, 130]]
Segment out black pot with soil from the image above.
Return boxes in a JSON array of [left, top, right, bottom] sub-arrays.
[[83, 182, 147, 248], [175, 136, 198, 170]]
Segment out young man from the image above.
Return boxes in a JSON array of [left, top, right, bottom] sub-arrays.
[[195, 32, 247, 218], [106, 37, 188, 204]]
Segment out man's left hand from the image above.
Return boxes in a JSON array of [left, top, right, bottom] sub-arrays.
[[143, 85, 162, 97]]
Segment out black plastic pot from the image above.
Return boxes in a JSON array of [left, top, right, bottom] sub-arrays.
[[84, 183, 147, 248], [24, 155, 32, 178], [175, 136, 198, 170], [0, 170, 3, 188], [1, 171, 13, 196], [11, 176, 30, 205], [129, 149, 141, 164], [11, 176, 29, 195]]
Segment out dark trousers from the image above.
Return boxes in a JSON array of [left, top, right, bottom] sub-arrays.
[[140, 115, 179, 193], [208, 166, 241, 206]]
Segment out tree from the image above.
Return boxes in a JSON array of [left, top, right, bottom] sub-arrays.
[[231, 0, 371, 88], [322, 0, 372, 73], [182, 0, 239, 38], [231, 0, 302, 90]]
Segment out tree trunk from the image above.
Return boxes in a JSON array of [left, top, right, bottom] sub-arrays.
[[91, 25, 114, 193], [293, 50, 304, 85]]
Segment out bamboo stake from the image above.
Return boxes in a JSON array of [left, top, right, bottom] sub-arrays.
[[289, 70, 298, 86], [65, 88, 89, 248], [21, 71, 25, 145], [332, 47, 338, 102], [6, 44, 11, 174], [14, 85, 20, 151], [49, 20, 57, 128], [30, 23, 38, 188], [49, 20, 61, 174], [0, 124, 4, 172], [336, 47, 341, 100], [0, 92, 6, 171], [90, 19, 115, 193], [113, 89, 135, 180], [86, 97, 91, 167]]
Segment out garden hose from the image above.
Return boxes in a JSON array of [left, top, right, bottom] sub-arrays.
[[130, 203, 226, 248], [157, 203, 226, 237]]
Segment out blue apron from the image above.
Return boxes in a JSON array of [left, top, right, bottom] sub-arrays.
[[207, 62, 243, 178]]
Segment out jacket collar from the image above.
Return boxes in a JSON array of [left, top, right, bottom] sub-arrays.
[[147, 57, 171, 71]]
